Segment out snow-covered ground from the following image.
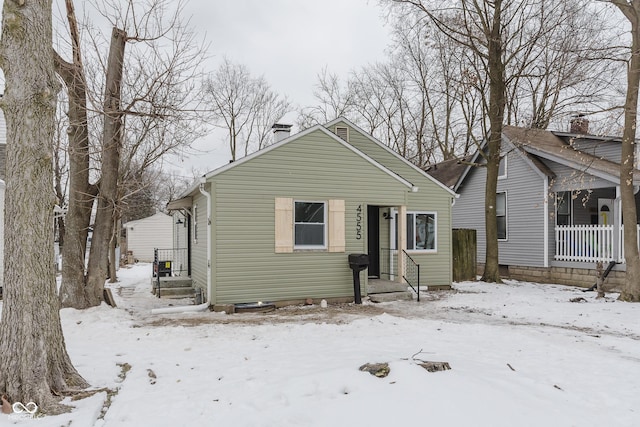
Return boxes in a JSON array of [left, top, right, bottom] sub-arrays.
[[3, 263, 640, 426]]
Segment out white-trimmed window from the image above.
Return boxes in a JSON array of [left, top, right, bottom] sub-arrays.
[[406, 212, 437, 251], [275, 198, 344, 253], [497, 192, 507, 240], [556, 191, 571, 225], [498, 154, 507, 179], [294, 201, 326, 249]]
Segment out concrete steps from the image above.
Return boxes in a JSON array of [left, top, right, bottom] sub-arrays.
[[367, 279, 414, 302], [151, 276, 195, 299]]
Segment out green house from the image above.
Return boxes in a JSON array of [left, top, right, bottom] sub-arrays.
[[166, 118, 456, 308]]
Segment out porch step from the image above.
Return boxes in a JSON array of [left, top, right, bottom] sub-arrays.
[[156, 287, 196, 299], [368, 291, 414, 303], [367, 279, 410, 294]]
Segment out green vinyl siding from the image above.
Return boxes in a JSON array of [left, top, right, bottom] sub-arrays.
[[211, 129, 413, 304], [335, 121, 454, 287], [190, 191, 209, 294]]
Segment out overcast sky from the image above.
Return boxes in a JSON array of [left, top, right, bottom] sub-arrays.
[[174, 0, 393, 175]]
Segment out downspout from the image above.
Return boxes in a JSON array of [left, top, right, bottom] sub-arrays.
[[199, 179, 212, 305], [543, 177, 549, 268]]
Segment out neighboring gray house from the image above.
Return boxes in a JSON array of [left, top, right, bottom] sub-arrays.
[[167, 117, 457, 308], [434, 119, 640, 287]]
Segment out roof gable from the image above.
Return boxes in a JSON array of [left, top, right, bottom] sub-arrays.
[[177, 121, 421, 199], [455, 126, 640, 190], [324, 117, 457, 197]]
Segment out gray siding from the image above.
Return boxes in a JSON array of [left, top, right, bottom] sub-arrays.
[[547, 161, 612, 191], [454, 148, 547, 268], [571, 139, 621, 164]]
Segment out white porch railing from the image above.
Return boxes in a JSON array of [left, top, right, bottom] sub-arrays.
[[555, 225, 615, 262], [618, 225, 640, 261]]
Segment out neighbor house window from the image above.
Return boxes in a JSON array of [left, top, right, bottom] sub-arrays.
[[294, 201, 326, 248], [556, 191, 571, 225], [497, 192, 507, 240], [406, 212, 436, 251], [498, 154, 507, 178]]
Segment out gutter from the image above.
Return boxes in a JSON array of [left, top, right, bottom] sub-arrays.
[[199, 179, 212, 305]]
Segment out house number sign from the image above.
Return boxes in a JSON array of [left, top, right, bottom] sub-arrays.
[[356, 204, 362, 239]]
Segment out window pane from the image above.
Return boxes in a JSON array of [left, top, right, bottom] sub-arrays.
[[498, 156, 506, 177], [415, 213, 436, 250], [496, 193, 506, 216], [406, 214, 414, 250], [295, 202, 324, 223], [497, 217, 507, 240], [557, 192, 570, 215], [295, 224, 324, 246]]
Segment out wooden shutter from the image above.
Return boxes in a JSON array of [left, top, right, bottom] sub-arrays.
[[328, 199, 345, 252], [275, 197, 293, 253]]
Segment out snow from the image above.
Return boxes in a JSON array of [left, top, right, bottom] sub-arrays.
[[2, 263, 640, 426]]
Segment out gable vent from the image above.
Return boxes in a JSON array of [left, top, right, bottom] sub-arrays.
[[335, 126, 349, 141]]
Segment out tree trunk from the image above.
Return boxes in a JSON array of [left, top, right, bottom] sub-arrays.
[[616, 1, 640, 302], [55, 0, 95, 309], [481, 0, 505, 283], [0, 0, 88, 412], [85, 27, 127, 306]]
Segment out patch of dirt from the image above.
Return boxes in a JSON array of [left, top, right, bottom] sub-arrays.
[[142, 301, 399, 327]]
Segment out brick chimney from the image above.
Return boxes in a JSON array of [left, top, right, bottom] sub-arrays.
[[570, 114, 589, 134], [272, 123, 292, 143]]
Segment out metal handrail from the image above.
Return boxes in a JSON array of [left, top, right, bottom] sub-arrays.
[[153, 247, 189, 298], [402, 250, 420, 301]]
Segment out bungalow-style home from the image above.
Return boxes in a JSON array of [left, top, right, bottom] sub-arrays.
[[166, 117, 457, 308], [123, 212, 174, 263], [433, 117, 640, 287]]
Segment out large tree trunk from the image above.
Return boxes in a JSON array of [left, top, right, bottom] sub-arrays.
[[55, 0, 95, 309], [0, 0, 88, 413], [85, 27, 127, 306], [481, 0, 505, 283], [616, 1, 640, 302]]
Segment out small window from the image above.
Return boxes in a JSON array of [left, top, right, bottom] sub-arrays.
[[335, 126, 349, 141], [556, 191, 571, 225], [406, 212, 437, 251], [497, 192, 507, 240], [294, 201, 326, 249], [498, 154, 507, 179], [193, 205, 198, 243]]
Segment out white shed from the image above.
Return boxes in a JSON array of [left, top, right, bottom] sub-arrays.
[[123, 212, 173, 262]]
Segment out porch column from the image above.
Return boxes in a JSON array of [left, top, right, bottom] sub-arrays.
[[398, 205, 407, 283], [614, 185, 622, 262]]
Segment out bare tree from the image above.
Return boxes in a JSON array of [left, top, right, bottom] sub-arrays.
[[57, 0, 206, 308], [203, 58, 289, 160], [0, 0, 88, 412], [297, 67, 355, 130], [611, 0, 640, 302]]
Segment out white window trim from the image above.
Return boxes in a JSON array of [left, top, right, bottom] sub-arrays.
[[497, 191, 508, 241], [294, 200, 327, 250], [406, 211, 438, 253]]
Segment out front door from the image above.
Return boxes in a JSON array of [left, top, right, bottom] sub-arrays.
[[367, 205, 380, 278], [598, 199, 615, 225]]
